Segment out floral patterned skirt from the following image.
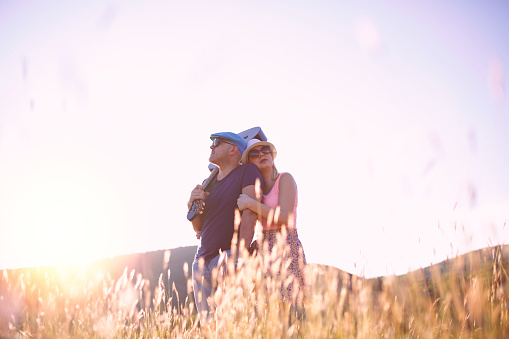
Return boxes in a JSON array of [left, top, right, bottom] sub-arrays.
[[250, 228, 307, 303]]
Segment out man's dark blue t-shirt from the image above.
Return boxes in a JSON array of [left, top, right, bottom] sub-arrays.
[[196, 164, 263, 262]]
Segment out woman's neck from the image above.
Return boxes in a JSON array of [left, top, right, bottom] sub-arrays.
[[261, 168, 276, 194]]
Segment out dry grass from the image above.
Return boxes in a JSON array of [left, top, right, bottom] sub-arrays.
[[1, 237, 508, 338]]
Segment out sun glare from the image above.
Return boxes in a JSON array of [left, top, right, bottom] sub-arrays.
[[1, 151, 129, 268]]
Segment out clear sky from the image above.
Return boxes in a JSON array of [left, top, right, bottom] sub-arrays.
[[1, 0, 508, 277]]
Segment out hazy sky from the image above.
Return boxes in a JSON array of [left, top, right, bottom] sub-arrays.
[[1, 0, 508, 277]]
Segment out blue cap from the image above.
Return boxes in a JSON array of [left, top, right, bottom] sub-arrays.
[[210, 132, 247, 153]]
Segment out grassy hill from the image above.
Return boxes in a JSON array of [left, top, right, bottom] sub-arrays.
[[1, 245, 508, 337], [86, 246, 199, 311], [1, 244, 506, 311]]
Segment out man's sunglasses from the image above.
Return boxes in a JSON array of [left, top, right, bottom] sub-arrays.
[[248, 146, 272, 159], [212, 138, 234, 147]]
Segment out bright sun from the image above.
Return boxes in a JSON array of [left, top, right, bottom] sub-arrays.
[[1, 149, 129, 268]]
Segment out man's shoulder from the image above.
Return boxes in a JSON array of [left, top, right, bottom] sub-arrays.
[[239, 164, 263, 189], [239, 163, 262, 176], [224, 164, 260, 180], [229, 163, 259, 173], [241, 163, 259, 170]]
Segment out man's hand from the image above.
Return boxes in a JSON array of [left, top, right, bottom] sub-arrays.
[[188, 185, 209, 209], [188, 185, 207, 233]]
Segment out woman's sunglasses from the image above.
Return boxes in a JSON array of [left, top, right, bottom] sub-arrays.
[[248, 146, 272, 159]]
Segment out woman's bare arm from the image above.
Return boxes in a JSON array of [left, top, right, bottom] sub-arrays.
[[237, 173, 297, 227]]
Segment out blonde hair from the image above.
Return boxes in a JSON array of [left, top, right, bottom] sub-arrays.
[[272, 164, 279, 181]]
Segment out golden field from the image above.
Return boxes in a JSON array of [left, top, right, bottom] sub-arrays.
[[1, 239, 508, 338]]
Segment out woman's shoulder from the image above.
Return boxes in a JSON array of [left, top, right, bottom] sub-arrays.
[[278, 172, 296, 187], [279, 172, 294, 180]]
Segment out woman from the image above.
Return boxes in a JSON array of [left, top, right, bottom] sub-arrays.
[[237, 138, 307, 304]]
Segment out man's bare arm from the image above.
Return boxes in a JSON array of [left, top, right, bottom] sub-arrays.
[[191, 214, 204, 234], [238, 184, 261, 251]]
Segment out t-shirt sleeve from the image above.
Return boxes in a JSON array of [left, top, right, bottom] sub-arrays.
[[241, 164, 264, 190]]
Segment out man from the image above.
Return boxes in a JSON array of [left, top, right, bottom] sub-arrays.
[[187, 131, 263, 324]]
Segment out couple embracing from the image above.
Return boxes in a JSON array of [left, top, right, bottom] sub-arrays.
[[187, 129, 307, 325]]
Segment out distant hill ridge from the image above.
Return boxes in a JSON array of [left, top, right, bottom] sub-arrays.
[[87, 245, 199, 310], [1, 245, 507, 312]]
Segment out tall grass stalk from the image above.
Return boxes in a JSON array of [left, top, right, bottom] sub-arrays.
[[0, 239, 508, 338]]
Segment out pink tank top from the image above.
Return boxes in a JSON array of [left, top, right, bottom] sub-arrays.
[[261, 173, 298, 230]]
